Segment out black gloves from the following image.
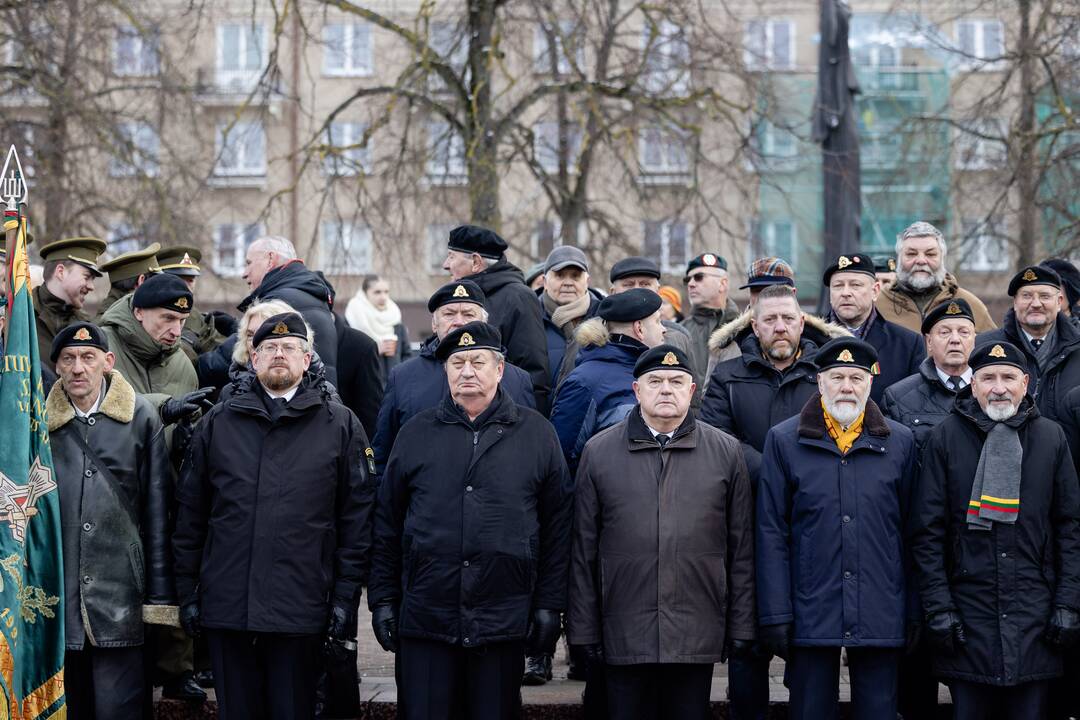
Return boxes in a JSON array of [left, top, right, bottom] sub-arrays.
[[326, 603, 356, 643], [1045, 606, 1080, 648], [722, 638, 754, 663], [926, 611, 967, 656], [160, 387, 215, 425], [525, 608, 561, 656], [371, 603, 399, 653], [210, 310, 239, 337], [179, 599, 201, 639], [759, 623, 792, 660]]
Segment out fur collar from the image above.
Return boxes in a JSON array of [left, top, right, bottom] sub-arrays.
[[797, 392, 890, 440], [708, 309, 851, 357], [47, 370, 137, 431]]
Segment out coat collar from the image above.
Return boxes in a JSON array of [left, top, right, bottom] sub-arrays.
[[797, 391, 890, 441], [226, 377, 326, 419], [435, 386, 519, 428], [952, 387, 1038, 432], [738, 336, 819, 380], [707, 309, 851, 358], [626, 405, 697, 451], [47, 370, 137, 431]]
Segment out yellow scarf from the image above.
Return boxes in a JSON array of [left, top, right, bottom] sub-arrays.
[[822, 399, 864, 455]]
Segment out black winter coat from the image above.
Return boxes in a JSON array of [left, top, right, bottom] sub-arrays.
[[464, 260, 551, 413], [173, 378, 375, 634], [911, 393, 1080, 685], [48, 371, 173, 649], [700, 336, 820, 482], [370, 336, 536, 476], [368, 389, 573, 647], [830, 311, 925, 404], [333, 312, 384, 439], [977, 310, 1080, 425], [880, 357, 962, 455], [238, 260, 339, 386]]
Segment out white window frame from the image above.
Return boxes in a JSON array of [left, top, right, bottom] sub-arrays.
[[533, 20, 583, 75], [215, 22, 267, 93], [212, 223, 263, 277], [955, 118, 1007, 170], [955, 19, 1004, 71], [643, 220, 691, 275], [958, 218, 1009, 272], [320, 220, 372, 275], [109, 122, 160, 178], [213, 120, 267, 178], [744, 19, 795, 71], [642, 20, 690, 93], [533, 121, 582, 174], [322, 23, 373, 77], [323, 122, 371, 176], [638, 125, 691, 184], [114, 25, 160, 77], [426, 121, 467, 185], [427, 223, 455, 273], [754, 219, 797, 271]]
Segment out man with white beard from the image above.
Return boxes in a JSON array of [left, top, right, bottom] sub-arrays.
[[876, 221, 996, 333], [756, 337, 917, 719], [911, 340, 1080, 719]]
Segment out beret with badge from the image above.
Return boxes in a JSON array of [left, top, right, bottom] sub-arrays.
[[685, 252, 727, 276], [51, 321, 109, 362], [633, 344, 693, 379], [822, 252, 876, 285], [599, 288, 662, 323], [1007, 264, 1061, 297], [252, 312, 309, 349], [814, 337, 880, 374], [428, 280, 486, 312], [447, 225, 508, 260], [970, 341, 1028, 373], [131, 272, 193, 313], [610, 256, 661, 283], [872, 255, 897, 274], [436, 321, 504, 362], [921, 298, 975, 335]]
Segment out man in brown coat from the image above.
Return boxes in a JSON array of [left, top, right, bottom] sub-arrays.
[[568, 344, 755, 720]]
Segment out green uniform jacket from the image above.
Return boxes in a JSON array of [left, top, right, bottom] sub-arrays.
[[33, 285, 91, 370], [93, 286, 129, 322], [180, 311, 227, 364]]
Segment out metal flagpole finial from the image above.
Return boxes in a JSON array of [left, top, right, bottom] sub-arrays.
[[1, 144, 29, 212]]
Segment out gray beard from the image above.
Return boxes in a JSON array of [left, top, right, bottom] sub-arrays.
[[897, 266, 946, 292], [824, 397, 864, 426], [985, 402, 1018, 422]]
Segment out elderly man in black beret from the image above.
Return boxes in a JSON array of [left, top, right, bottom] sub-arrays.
[[46, 322, 175, 719], [680, 252, 740, 381], [173, 312, 375, 718], [442, 225, 551, 413], [568, 344, 755, 720], [912, 341, 1080, 719], [368, 321, 573, 720]]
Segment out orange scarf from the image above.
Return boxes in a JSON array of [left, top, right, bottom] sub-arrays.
[[822, 399, 864, 455]]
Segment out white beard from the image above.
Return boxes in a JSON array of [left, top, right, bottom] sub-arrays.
[[985, 402, 1018, 422], [824, 398, 864, 427], [898, 265, 946, 291]]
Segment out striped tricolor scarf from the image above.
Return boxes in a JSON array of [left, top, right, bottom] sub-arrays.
[[967, 421, 1022, 530]]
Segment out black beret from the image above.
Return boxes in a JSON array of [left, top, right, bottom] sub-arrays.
[[921, 299, 975, 335], [685, 252, 727, 275], [610, 256, 661, 283], [1042, 258, 1080, 308], [822, 253, 876, 285], [131, 272, 193, 313], [1007, 265, 1060, 297], [51, 322, 109, 363], [436, 321, 504, 362], [599, 288, 662, 323], [252, 312, 308, 349], [633, 344, 694, 378], [970, 341, 1027, 373], [813, 337, 880, 374], [872, 255, 897, 274], [428, 280, 486, 312], [447, 225, 508, 260]]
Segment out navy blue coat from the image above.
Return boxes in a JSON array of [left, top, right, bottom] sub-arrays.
[[542, 289, 602, 388], [831, 311, 925, 404], [371, 336, 536, 476], [549, 334, 647, 475], [757, 395, 917, 647]]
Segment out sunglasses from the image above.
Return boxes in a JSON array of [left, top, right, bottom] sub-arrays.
[[683, 271, 722, 285]]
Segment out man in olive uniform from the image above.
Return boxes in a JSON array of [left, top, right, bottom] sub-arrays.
[[95, 242, 162, 320], [157, 246, 228, 362], [33, 237, 106, 370]]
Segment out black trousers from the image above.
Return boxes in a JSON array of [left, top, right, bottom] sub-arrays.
[[205, 629, 321, 720], [948, 679, 1048, 720], [396, 637, 524, 720], [898, 641, 939, 718], [786, 646, 900, 720], [1048, 649, 1080, 719], [604, 663, 714, 720], [65, 643, 144, 720]]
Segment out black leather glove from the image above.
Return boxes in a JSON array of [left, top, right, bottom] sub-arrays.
[[179, 599, 201, 639], [905, 620, 923, 655], [1045, 606, 1080, 648], [160, 387, 215, 425], [572, 643, 604, 670], [210, 310, 239, 337], [371, 603, 398, 653], [525, 608, 561, 656], [326, 603, 356, 642], [926, 611, 967, 656], [759, 623, 792, 660]]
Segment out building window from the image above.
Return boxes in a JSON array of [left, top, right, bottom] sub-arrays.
[[532, 219, 585, 261], [323, 23, 373, 76], [744, 19, 795, 70], [534, 20, 583, 75], [956, 19, 1004, 69], [107, 222, 142, 257], [638, 125, 691, 183], [751, 219, 797, 270], [533, 121, 582, 174], [427, 223, 455, 273], [324, 122, 371, 176], [643, 220, 690, 274], [109, 122, 160, 178], [955, 118, 1007, 170], [958, 218, 1009, 271], [213, 223, 262, 276], [428, 22, 468, 92], [216, 23, 266, 92], [426, 121, 467, 185], [642, 21, 690, 93], [747, 119, 798, 171], [320, 221, 372, 275], [214, 121, 266, 177], [114, 26, 160, 76]]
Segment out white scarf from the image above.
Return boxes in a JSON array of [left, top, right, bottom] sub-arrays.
[[345, 289, 402, 341]]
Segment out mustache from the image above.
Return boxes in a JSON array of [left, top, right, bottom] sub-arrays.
[[988, 391, 1013, 402]]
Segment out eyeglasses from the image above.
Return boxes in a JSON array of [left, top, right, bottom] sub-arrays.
[[257, 342, 304, 357]]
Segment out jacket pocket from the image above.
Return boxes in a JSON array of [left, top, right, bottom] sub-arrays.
[[129, 543, 145, 597], [678, 552, 727, 615]]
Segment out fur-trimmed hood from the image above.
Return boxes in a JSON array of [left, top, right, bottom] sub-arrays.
[[47, 370, 136, 431], [707, 309, 852, 357]]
